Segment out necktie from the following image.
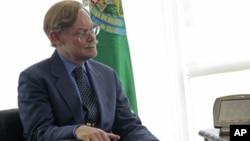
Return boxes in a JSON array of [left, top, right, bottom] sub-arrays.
[[73, 67, 99, 125]]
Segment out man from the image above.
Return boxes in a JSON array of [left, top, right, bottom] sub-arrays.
[[18, 0, 159, 141]]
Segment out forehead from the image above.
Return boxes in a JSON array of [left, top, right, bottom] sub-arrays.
[[70, 9, 93, 31]]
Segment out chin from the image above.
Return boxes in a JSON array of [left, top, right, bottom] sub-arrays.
[[87, 52, 97, 59]]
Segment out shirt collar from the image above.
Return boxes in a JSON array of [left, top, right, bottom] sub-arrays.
[[57, 52, 87, 74]]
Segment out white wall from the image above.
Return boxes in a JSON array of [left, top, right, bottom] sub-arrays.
[[0, 1, 55, 109], [181, 0, 250, 140]]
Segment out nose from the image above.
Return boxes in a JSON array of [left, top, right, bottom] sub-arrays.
[[86, 32, 96, 42]]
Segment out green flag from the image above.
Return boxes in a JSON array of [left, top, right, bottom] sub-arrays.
[[89, 0, 138, 114]]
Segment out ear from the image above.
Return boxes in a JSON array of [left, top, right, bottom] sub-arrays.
[[49, 31, 64, 46]]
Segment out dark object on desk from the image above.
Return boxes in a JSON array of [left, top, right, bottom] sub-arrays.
[[0, 108, 24, 141], [199, 128, 229, 141], [213, 94, 250, 135]]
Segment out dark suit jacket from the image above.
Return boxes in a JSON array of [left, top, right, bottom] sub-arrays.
[[18, 51, 158, 141]]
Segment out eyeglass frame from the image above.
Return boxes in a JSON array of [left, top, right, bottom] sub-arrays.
[[74, 24, 100, 41]]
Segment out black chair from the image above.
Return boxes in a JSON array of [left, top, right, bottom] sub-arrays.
[[0, 108, 24, 141], [0, 108, 82, 141]]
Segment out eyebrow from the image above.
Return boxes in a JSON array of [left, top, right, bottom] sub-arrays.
[[77, 24, 94, 31]]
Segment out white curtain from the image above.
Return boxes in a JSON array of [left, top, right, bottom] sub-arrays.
[[123, 0, 189, 140], [123, 0, 250, 140]]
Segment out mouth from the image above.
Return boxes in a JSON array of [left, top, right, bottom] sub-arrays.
[[85, 40, 98, 49], [85, 45, 96, 49]]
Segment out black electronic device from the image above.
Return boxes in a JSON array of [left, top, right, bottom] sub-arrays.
[[213, 94, 250, 135]]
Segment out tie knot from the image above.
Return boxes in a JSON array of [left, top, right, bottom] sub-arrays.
[[73, 67, 84, 79]]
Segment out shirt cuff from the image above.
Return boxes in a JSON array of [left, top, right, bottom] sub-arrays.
[[73, 124, 82, 138]]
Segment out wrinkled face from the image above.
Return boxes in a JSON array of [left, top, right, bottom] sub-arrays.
[[56, 9, 98, 65]]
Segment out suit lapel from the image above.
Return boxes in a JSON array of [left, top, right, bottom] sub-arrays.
[[50, 51, 85, 123]]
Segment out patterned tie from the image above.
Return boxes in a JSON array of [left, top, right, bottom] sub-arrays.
[[73, 67, 99, 125]]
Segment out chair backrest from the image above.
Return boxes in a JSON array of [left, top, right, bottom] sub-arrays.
[[0, 108, 24, 141]]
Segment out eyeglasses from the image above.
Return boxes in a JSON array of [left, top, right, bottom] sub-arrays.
[[75, 24, 100, 41]]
